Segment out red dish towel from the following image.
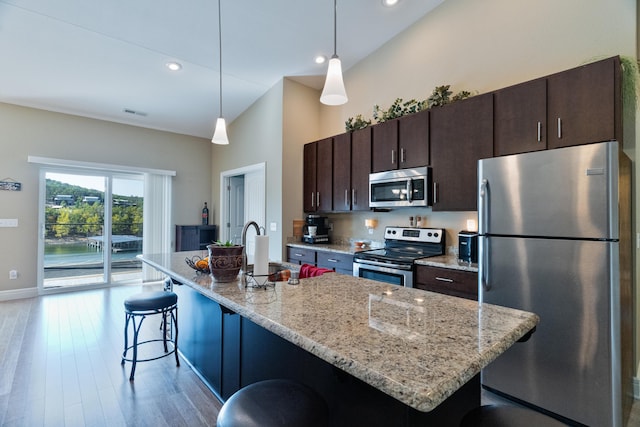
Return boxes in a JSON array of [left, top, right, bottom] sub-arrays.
[[299, 264, 334, 278]]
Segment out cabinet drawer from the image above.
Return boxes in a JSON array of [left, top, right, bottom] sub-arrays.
[[415, 265, 478, 300], [317, 251, 353, 274], [287, 247, 316, 264]]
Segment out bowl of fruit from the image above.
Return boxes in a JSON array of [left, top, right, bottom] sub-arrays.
[[185, 255, 210, 274]]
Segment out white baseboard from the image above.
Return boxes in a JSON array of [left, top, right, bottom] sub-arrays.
[[634, 377, 640, 400], [0, 287, 38, 301]]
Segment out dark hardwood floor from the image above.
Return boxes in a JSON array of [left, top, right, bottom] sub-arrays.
[[1, 285, 639, 426], [0, 284, 222, 427]]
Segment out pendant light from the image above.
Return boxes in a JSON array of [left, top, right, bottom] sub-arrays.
[[320, 0, 348, 105], [212, 0, 229, 144]]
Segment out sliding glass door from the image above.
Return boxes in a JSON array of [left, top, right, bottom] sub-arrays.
[[42, 170, 143, 289]]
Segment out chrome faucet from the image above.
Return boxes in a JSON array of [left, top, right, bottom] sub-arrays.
[[241, 221, 261, 283]]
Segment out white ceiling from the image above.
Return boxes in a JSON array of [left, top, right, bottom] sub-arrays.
[[0, 0, 444, 139]]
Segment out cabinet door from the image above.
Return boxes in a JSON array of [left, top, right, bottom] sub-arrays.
[[303, 142, 317, 212], [430, 93, 493, 211], [175, 225, 199, 251], [316, 251, 353, 275], [316, 137, 333, 212], [286, 247, 316, 264], [494, 78, 547, 156], [351, 127, 371, 211], [333, 133, 352, 212], [371, 119, 399, 172], [398, 110, 429, 168], [547, 56, 620, 149], [415, 265, 478, 300]]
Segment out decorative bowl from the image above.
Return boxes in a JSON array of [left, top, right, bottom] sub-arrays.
[[185, 256, 210, 274]]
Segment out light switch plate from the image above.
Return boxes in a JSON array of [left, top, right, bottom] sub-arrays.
[[0, 218, 18, 227], [270, 222, 277, 232]]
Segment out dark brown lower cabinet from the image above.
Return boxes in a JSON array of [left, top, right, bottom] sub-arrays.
[[415, 265, 478, 301]]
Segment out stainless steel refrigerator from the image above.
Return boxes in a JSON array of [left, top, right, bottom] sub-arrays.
[[478, 141, 633, 427]]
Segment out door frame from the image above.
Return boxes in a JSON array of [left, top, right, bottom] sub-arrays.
[[219, 162, 266, 245]]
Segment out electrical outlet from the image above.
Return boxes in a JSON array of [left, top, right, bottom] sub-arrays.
[[9, 270, 18, 280]]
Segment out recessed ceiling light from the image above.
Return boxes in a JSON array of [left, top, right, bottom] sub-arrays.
[[382, 0, 399, 6], [166, 61, 182, 71], [315, 55, 327, 64]]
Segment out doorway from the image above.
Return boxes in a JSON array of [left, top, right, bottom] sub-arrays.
[[42, 170, 144, 289], [220, 163, 266, 262]]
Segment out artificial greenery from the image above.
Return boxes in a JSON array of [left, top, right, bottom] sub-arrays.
[[343, 84, 476, 131], [372, 98, 427, 123], [345, 114, 372, 132], [213, 240, 237, 246]]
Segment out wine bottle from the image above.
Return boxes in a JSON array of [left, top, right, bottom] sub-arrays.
[[202, 202, 209, 225]]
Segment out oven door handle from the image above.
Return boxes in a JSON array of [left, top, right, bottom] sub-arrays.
[[354, 259, 412, 271]]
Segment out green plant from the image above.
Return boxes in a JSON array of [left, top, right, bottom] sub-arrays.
[[427, 85, 452, 108], [345, 114, 372, 132], [372, 98, 427, 123], [214, 240, 236, 246], [620, 56, 640, 111], [452, 90, 472, 102]]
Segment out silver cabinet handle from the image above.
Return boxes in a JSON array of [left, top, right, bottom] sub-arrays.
[[327, 258, 339, 263], [345, 189, 349, 207], [352, 189, 356, 205], [537, 121, 541, 142], [435, 277, 453, 283], [311, 192, 315, 208], [433, 182, 438, 204], [391, 149, 396, 165], [295, 253, 304, 257], [400, 148, 406, 164], [317, 192, 320, 208], [557, 117, 562, 139]]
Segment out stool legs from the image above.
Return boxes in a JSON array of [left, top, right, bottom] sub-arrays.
[[121, 305, 179, 381]]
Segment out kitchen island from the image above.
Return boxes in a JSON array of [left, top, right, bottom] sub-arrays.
[[140, 251, 538, 426]]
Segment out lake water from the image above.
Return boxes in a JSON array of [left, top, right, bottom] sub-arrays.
[[45, 242, 140, 267]]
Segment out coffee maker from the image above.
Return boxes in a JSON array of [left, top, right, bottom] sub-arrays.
[[302, 215, 330, 244], [458, 230, 478, 263]]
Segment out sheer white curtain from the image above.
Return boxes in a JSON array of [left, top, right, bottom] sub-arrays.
[[142, 172, 173, 282]]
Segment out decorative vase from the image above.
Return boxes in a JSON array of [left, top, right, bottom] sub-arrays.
[[207, 244, 244, 282]]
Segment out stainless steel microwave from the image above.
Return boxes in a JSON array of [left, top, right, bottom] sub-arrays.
[[369, 166, 432, 208]]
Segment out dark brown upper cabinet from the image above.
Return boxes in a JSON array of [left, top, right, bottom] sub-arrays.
[[303, 137, 333, 213], [494, 78, 547, 156], [332, 128, 371, 212], [371, 110, 429, 173], [547, 56, 621, 149], [430, 93, 493, 211]]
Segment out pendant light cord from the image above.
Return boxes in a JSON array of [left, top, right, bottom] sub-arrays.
[[218, 0, 223, 117], [332, 0, 337, 57]]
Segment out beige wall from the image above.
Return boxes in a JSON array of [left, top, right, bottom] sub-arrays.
[[212, 80, 285, 259], [0, 103, 212, 297]]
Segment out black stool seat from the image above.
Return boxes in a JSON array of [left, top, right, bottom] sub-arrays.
[[216, 379, 329, 427], [125, 291, 177, 312], [461, 404, 567, 427], [121, 290, 179, 380]]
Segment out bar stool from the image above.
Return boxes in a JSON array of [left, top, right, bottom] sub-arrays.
[[216, 379, 329, 427], [460, 404, 567, 426], [121, 290, 179, 380]]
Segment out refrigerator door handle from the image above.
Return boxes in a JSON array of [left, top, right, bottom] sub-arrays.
[[480, 235, 490, 292], [479, 179, 489, 234]]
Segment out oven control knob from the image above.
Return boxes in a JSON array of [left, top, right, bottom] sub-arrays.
[[434, 232, 439, 238], [427, 232, 432, 237]]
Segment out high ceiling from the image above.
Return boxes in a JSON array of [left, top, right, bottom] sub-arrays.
[[0, 0, 444, 139]]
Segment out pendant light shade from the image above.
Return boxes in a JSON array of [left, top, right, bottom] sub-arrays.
[[212, 117, 229, 145], [320, 55, 348, 105], [212, 0, 230, 145], [320, 0, 348, 106]]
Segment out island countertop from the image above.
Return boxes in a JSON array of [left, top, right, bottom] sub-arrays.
[[140, 251, 538, 413]]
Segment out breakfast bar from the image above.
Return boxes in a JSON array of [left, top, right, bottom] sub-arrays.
[[140, 251, 539, 426]]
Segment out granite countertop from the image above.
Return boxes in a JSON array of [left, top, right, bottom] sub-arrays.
[[140, 251, 538, 413]]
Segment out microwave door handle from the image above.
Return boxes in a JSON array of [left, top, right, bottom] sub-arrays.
[[406, 179, 413, 203]]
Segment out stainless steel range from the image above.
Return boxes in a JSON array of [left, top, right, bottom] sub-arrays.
[[353, 226, 445, 287]]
